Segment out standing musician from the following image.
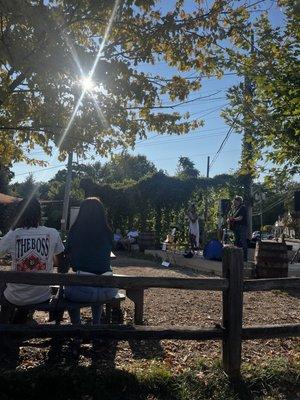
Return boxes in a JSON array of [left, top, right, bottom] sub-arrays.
[[228, 196, 248, 261], [186, 203, 200, 252]]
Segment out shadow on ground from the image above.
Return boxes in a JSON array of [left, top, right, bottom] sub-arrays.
[[0, 356, 299, 400]]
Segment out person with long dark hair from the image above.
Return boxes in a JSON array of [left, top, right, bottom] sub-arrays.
[[0, 198, 65, 323], [64, 197, 118, 325]]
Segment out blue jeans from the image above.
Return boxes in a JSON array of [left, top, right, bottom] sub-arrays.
[[64, 285, 118, 325], [234, 225, 248, 261]]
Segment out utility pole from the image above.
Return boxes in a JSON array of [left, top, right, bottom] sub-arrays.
[[61, 150, 73, 237], [203, 156, 210, 244], [254, 189, 265, 234], [260, 202, 263, 230], [242, 32, 255, 239], [206, 155, 210, 179]]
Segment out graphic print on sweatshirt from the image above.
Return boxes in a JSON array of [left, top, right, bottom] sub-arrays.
[[15, 234, 50, 272]]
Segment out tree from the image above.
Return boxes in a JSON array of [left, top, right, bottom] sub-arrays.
[[72, 162, 104, 183], [79, 166, 245, 241], [0, 1, 258, 166], [0, 163, 15, 234], [0, 163, 13, 193], [176, 156, 199, 179], [222, 0, 299, 177], [10, 174, 38, 198], [98, 153, 157, 184], [39, 169, 85, 228]]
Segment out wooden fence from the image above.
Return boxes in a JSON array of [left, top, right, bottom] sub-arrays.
[[0, 247, 299, 380]]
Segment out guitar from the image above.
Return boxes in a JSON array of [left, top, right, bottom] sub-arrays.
[[228, 216, 236, 231], [227, 205, 241, 230], [228, 204, 245, 230]]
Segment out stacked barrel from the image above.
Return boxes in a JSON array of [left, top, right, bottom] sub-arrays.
[[255, 241, 288, 278], [138, 231, 156, 252]]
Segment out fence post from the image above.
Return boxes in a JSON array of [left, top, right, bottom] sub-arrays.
[[222, 246, 244, 381]]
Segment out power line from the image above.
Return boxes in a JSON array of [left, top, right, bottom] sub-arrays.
[[14, 147, 242, 180], [253, 192, 294, 216], [209, 113, 240, 169], [152, 148, 241, 162], [149, 72, 238, 82], [126, 90, 223, 110], [14, 164, 65, 177], [186, 103, 228, 117], [134, 132, 229, 148], [7, 101, 229, 152], [13, 111, 235, 179], [13, 131, 238, 179]]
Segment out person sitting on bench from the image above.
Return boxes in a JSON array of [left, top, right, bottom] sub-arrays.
[[113, 228, 125, 250], [64, 197, 118, 325], [123, 228, 139, 251], [0, 198, 65, 324]]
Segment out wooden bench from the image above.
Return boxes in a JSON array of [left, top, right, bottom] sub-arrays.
[[0, 286, 126, 325], [0, 275, 145, 325]]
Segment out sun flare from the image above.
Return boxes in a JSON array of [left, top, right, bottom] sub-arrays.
[[80, 76, 95, 91]]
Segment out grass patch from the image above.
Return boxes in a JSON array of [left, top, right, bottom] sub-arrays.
[[0, 357, 299, 400]]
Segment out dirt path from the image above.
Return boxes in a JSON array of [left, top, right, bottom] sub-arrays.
[[1, 257, 300, 373]]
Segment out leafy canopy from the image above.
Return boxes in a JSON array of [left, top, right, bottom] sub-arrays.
[[222, 0, 300, 176], [0, 0, 256, 166]]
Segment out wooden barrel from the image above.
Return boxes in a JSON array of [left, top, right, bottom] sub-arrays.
[[255, 241, 288, 278], [138, 231, 156, 252]]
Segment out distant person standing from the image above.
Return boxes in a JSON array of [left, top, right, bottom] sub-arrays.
[[228, 196, 248, 261], [186, 204, 200, 251]]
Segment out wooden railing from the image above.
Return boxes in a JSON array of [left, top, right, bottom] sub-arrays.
[[0, 247, 299, 381]]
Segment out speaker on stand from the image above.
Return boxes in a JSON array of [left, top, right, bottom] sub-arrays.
[[218, 199, 231, 243], [219, 199, 231, 216]]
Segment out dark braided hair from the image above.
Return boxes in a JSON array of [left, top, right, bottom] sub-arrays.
[[14, 198, 41, 229]]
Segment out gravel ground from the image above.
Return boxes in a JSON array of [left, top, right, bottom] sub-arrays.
[[1, 256, 300, 373]]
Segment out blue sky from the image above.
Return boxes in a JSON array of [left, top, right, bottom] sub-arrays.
[[11, 1, 283, 183]]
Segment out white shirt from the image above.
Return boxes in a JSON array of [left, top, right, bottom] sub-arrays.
[[187, 213, 200, 247], [127, 230, 139, 239], [114, 233, 122, 242], [0, 226, 64, 305]]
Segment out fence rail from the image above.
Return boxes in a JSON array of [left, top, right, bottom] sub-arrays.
[[1, 323, 298, 341], [242, 324, 300, 339], [244, 278, 300, 291], [0, 324, 224, 340], [0, 271, 228, 291], [0, 246, 299, 381]]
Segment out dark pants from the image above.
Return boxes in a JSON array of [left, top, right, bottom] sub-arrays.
[[189, 233, 197, 251], [0, 298, 31, 360], [234, 225, 248, 261], [0, 297, 30, 324]]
